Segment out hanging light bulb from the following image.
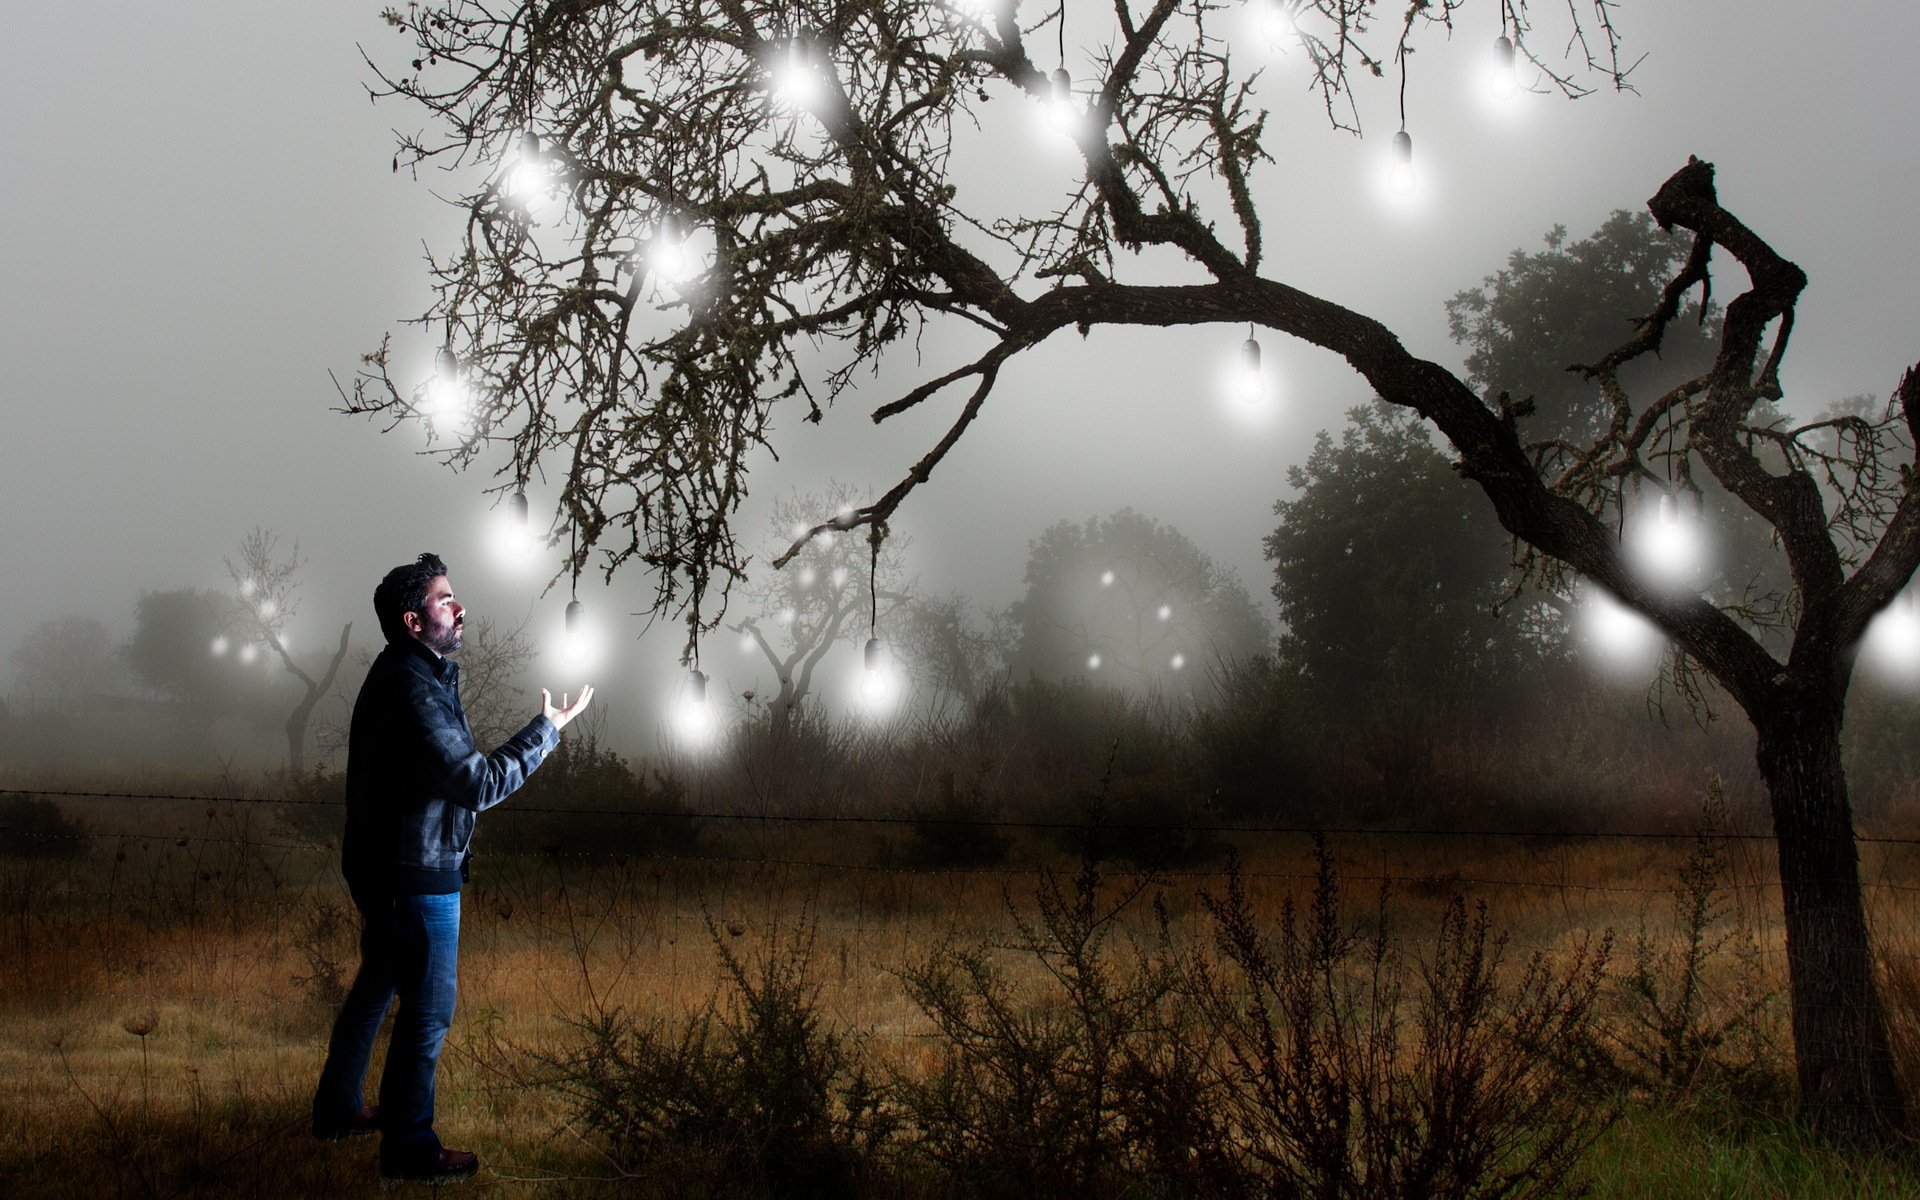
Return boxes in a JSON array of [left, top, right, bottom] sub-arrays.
[[563, 599, 586, 663], [1488, 35, 1519, 98], [772, 32, 824, 112], [674, 665, 717, 743], [1632, 489, 1706, 591], [1257, 0, 1295, 49], [504, 488, 533, 557], [650, 212, 696, 283], [424, 345, 467, 419], [861, 636, 887, 696], [507, 131, 547, 200], [1047, 66, 1079, 135], [1388, 129, 1416, 195], [1234, 330, 1266, 404]]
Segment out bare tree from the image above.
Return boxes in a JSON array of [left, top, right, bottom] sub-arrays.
[[225, 529, 353, 778], [341, 1, 1913, 1135], [729, 483, 909, 735]]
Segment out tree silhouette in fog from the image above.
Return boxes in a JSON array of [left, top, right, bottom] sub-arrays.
[[1008, 509, 1266, 692], [223, 528, 354, 778], [730, 483, 909, 735], [342, 1, 1918, 1135]]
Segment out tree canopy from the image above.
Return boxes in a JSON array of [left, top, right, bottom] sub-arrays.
[[1267, 402, 1527, 703]]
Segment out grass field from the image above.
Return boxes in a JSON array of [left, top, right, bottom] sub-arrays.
[[3, 777, 1919, 1198]]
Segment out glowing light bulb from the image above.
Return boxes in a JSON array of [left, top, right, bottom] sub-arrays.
[[507, 489, 532, 555], [563, 599, 586, 663], [1488, 35, 1519, 99], [1100, 570, 1115, 587], [1157, 604, 1172, 621], [1047, 67, 1079, 135], [651, 213, 696, 284], [424, 345, 467, 419], [1170, 653, 1186, 670], [1234, 334, 1265, 404], [507, 131, 548, 200], [830, 567, 848, 587], [1258, 0, 1294, 48], [240, 643, 259, 665], [1389, 130, 1416, 195], [1632, 491, 1706, 591], [674, 666, 717, 743], [774, 36, 823, 112], [210, 636, 229, 657], [861, 636, 887, 697], [1087, 653, 1103, 671]]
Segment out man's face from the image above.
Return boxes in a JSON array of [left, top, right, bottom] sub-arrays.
[[407, 575, 465, 656]]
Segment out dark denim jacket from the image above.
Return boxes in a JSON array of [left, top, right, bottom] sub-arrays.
[[341, 637, 558, 894]]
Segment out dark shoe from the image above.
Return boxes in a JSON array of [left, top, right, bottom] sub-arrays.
[[380, 1147, 479, 1186], [313, 1104, 380, 1141]]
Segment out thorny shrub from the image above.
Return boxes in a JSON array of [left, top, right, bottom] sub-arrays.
[[1604, 782, 1783, 1105], [1191, 840, 1617, 1200], [547, 914, 890, 1197]]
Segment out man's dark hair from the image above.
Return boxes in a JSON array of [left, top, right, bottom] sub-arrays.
[[374, 553, 449, 645]]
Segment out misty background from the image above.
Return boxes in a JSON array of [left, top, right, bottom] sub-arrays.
[[3, 1, 1916, 769]]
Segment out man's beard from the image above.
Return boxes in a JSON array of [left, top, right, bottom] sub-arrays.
[[422, 618, 464, 656]]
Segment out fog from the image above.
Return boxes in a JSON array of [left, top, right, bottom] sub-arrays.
[[3, 1, 1916, 764]]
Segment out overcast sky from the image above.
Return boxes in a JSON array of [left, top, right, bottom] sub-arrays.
[[3, 1, 1916, 753]]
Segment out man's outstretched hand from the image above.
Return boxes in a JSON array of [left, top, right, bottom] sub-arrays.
[[541, 685, 595, 732]]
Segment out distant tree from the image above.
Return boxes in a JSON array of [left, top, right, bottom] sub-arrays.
[[313, 613, 535, 765], [125, 588, 270, 711], [894, 591, 1007, 718], [454, 613, 537, 747], [223, 528, 354, 778], [10, 616, 130, 703], [1008, 510, 1268, 692], [1267, 402, 1537, 707], [728, 485, 909, 734], [1447, 210, 1719, 446]]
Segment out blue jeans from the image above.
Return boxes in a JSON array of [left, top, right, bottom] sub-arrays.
[[312, 888, 461, 1166]]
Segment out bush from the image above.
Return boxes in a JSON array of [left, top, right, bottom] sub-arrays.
[[1191, 840, 1617, 1199], [549, 915, 891, 1196], [904, 768, 1013, 869], [896, 853, 1238, 1198], [1602, 783, 1784, 1106], [0, 795, 88, 859]]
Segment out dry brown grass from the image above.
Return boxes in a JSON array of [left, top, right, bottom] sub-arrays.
[[3, 798, 1917, 1198]]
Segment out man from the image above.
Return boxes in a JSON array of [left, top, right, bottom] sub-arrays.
[[311, 552, 592, 1185]]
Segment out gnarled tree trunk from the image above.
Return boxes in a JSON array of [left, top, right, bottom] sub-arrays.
[[1754, 697, 1907, 1137]]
